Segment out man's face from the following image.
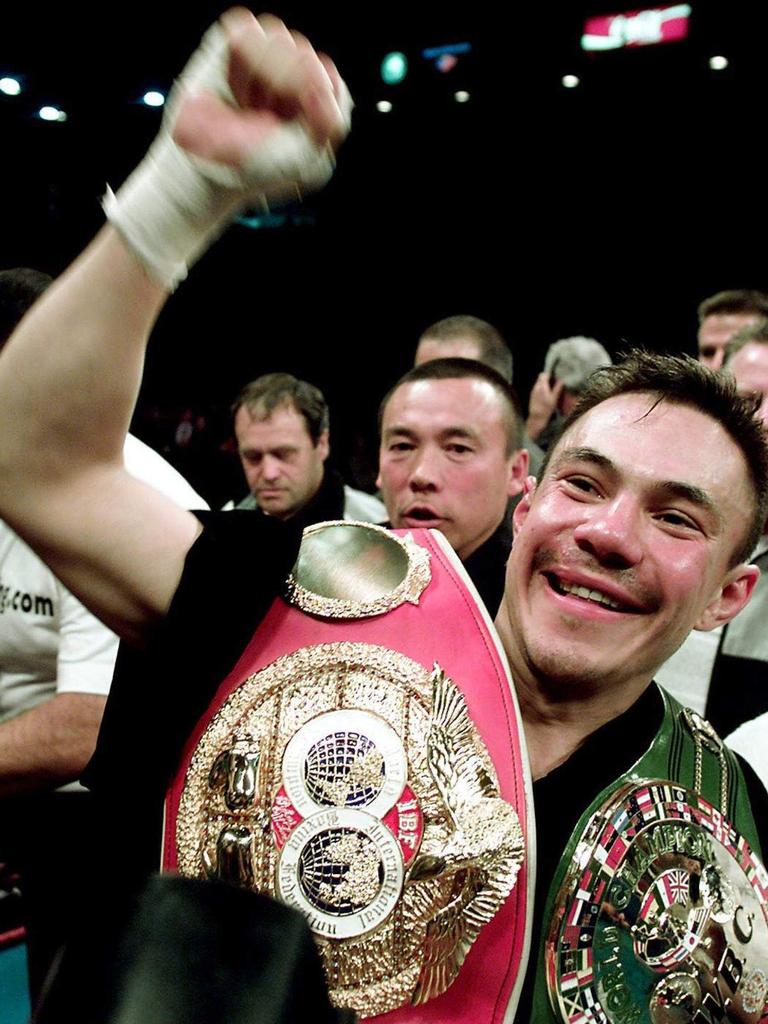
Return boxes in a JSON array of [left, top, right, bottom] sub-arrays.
[[377, 377, 527, 560], [499, 393, 757, 696], [728, 341, 768, 431], [415, 336, 482, 367], [698, 313, 760, 370], [235, 403, 329, 520]]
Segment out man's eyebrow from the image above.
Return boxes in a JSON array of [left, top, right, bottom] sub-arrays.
[[382, 425, 418, 440], [438, 426, 479, 440], [549, 446, 615, 473], [652, 480, 723, 525], [551, 446, 723, 525], [383, 425, 479, 440]]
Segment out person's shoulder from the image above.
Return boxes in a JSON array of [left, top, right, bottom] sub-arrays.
[[342, 486, 387, 524], [122, 433, 209, 510]]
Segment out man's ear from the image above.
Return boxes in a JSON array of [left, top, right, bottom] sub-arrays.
[[695, 562, 760, 631], [506, 448, 529, 498], [512, 475, 538, 538], [317, 430, 330, 462]]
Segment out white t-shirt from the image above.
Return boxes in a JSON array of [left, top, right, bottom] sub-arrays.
[[0, 434, 207, 722]]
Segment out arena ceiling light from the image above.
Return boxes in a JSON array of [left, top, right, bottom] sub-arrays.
[[0, 77, 21, 96], [142, 90, 165, 108], [38, 105, 67, 122]]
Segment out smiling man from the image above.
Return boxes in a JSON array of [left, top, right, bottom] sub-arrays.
[[377, 358, 528, 612], [502, 352, 768, 1019], [0, 10, 766, 1023]]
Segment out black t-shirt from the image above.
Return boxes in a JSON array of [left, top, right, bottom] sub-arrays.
[[82, 511, 303, 884]]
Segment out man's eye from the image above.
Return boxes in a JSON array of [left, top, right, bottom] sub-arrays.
[[565, 476, 598, 494], [657, 510, 698, 530], [700, 346, 716, 358], [389, 442, 414, 452], [446, 443, 472, 455]]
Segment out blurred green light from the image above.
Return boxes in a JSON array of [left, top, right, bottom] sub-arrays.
[[381, 52, 408, 85]]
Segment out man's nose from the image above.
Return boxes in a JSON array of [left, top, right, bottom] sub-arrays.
[[572, 494, 643, 569], [260, 454, 282, 481], [408, 449, 441, 492]]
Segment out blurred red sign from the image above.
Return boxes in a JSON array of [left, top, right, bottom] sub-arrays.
[[582, 4, 692, 50]]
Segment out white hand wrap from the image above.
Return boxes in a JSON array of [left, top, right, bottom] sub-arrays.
[[103, 22, 350, 289]]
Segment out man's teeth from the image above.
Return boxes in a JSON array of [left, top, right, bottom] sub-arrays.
[[557, 579, 623, 610]]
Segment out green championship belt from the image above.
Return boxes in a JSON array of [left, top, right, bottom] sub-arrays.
[[538, 688, 768, 1023]]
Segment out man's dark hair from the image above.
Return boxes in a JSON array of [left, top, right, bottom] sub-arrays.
[[231, 372, 329, 444], [724, 319, 768, 365], [0, 268, 53, 348], [379, 357, 524, 454], [419, 315, 513, 383], [697, 289, 768, 324], [540, 349, 768, 566]]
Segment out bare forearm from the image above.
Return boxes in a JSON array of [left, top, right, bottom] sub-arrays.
[[0, 693, 107, 798]]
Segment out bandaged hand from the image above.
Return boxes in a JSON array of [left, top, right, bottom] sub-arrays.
[[104, 9, 352, 289]]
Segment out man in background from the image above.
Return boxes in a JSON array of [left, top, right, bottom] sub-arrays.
[[230, 372, 384, 525], [377, 358, 527, 613], [696, 288, 768, 369], [657, 319, 768, 790], [415, 314, 513, 381], [414, 314, 542, 480], [525, 334, 611, 451]]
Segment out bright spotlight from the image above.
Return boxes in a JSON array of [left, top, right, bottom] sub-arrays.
[[142, 91, 165, 108], [454, 90, 470, 103], [0, 77, 21, 96], [38, 106, 67, 122], [562, 75, 580, 89], [709, 55, 728, 71], [377, 100, 393, 113]]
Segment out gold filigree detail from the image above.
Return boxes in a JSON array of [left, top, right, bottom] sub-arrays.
[[285, 521, 431, 619], [681, 707, 729, 812], [174, 643, 523, 1018]]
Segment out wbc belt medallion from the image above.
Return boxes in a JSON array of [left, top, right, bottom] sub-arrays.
[[546, 780, 768, 1024]]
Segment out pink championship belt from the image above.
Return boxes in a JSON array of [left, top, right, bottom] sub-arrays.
[[163, 521, 534, 1021]]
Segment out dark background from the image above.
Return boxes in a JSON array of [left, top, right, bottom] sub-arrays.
[[1, 2, 766, 501]]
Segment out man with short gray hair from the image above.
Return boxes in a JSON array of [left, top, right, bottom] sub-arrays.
[[525, 335, 611, 450]]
